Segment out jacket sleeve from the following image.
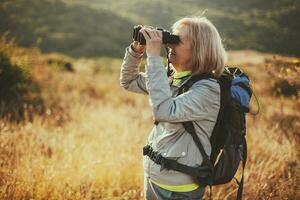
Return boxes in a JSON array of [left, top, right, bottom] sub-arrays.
[[145, 56, 220, 123], [119, 45, 148, 95]]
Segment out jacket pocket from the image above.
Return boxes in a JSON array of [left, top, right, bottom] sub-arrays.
[[157, 142, 189, 172], [162, 142, 189, 160]]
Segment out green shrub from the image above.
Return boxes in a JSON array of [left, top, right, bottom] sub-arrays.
[[273, 80, 299, 97], [0, 51, 42, 121], [0, 51, 29, 99], [47, 58, 74, 72]]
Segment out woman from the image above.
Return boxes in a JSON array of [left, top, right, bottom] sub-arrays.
[[120, 17, 226, 200]]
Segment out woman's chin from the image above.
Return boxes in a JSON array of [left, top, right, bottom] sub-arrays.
[[168, 54, 176, 62], [169, 60, 176, 66], [168, 59, 175, 65]]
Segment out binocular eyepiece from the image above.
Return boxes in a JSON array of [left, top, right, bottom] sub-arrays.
[[132, 25, 180, 45]]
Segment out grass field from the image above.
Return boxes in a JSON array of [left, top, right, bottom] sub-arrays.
[[0, 40, 299, 199]]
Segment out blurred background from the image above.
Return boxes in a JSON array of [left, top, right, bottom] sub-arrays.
[[0, 0, 299, 199], [1, 0, 300, 58]]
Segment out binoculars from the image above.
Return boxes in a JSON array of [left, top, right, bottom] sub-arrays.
[[132, 25, 180, 45]]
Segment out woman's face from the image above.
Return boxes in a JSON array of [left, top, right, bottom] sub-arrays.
[[168, 26, 192, 71]]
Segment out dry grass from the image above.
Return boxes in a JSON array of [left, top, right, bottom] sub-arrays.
[[0, 42, 299, 199]]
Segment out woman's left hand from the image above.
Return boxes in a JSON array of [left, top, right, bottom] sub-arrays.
[[139, 27, 162, 57]]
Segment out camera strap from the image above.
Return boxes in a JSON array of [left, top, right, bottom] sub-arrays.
[[164, 45, 174, 78]]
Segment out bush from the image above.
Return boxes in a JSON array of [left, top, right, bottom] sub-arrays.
[[0, 51, 41, 121], [273, 80, 300, 97], [47, 58, 74, 72], [0, 51, 29, 99]]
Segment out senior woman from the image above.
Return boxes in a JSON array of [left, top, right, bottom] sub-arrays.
[[120, 17, 226, 200]]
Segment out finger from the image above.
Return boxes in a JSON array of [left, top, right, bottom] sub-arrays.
[[157, 31, 162, 39], [144, 28, 155, 39], [137, 42, 146, 47], [154, 30, 160, 39], [150, 29, 161, 40], [153, 30, 162, 41], [147, 29, 157, 39], [135, 41, 144, 47], [140, 29, 151, 40]]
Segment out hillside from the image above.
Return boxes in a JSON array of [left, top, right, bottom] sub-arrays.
[[0, 37, 299, 199], [0, 0, 134, 57], [0, 0, 299, 58]]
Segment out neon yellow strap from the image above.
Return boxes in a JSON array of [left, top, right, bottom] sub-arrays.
[[150, 179, 200, 192]]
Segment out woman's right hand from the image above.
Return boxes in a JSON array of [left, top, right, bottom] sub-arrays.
[[131, 41, 145, 54]]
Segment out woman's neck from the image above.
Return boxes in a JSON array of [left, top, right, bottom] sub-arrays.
[[173, 65, 191, 72]]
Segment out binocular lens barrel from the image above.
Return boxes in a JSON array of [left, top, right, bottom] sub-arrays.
[[132, 25, 180, 45]]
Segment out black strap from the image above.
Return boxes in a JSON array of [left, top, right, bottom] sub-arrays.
[[177, 74, 215, 94], [143, 145, 211, 183], [182, 122, 211, 165], [177, 75, 218, 185], [178, 74, 224, 198], [154, 73, 213, 126], [209, 185, 212, 200], [236, 138, 247, 200], [178, 74, 225, 165], [165, 45, 173, 78]]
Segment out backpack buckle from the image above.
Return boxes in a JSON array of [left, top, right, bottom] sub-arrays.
[[154, 154, 163, 164], [143, 145, 151, 155]]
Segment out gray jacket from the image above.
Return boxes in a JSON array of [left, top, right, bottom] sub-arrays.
[[120, 45, 220, 186]]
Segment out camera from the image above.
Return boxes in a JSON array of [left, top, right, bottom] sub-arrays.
[[132, 25, 180, 45]]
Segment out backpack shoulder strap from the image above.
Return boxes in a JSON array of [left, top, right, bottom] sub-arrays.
[[177, 73, 216, 95], [182, 122, 211, 164], [182, 121, 214, 186], [210, 75, 232, 163], [179, 73, 218, 184]]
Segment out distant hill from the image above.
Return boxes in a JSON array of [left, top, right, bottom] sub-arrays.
[[0, 0, 134, 57], [0, 0, 299, 58]]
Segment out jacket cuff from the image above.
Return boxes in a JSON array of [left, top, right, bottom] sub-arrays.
[[128, 44, 144, 58]]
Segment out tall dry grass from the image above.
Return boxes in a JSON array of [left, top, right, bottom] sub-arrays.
[[0, 42, 299, 199]]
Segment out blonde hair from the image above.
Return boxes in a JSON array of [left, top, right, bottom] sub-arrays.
[[171, 17, 227, 77]]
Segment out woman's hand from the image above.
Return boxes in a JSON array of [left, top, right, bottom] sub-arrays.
[[131, 41, 145, 54], [139, 27, 162, 57]]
